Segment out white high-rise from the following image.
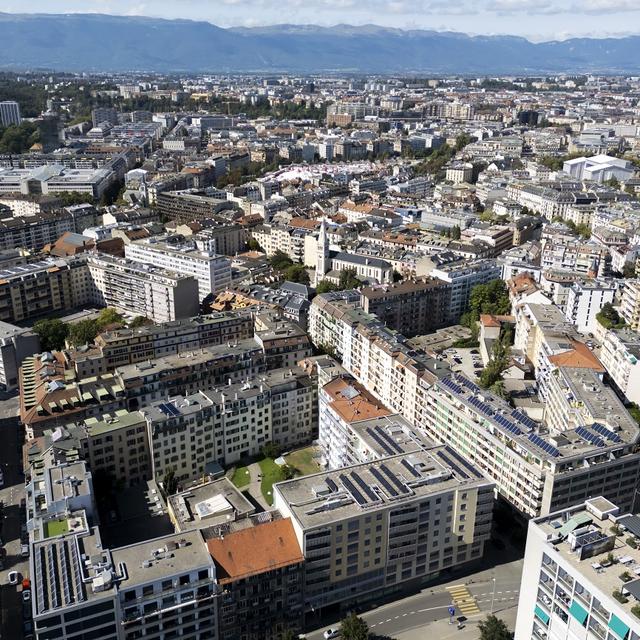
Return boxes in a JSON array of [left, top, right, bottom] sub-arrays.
[[0, 101, 21, 127]]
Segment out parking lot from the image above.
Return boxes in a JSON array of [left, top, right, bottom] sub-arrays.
[[442, 346, 485, 380]]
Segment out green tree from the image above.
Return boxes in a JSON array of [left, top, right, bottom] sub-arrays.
[[247, 238, 262, 251], [478, 615, 513, 640], [68, 319, 99, 346], [451, 225, 461, 240], [340, 614, 369, 640], [338, 268, 362, 290], [163, 468, 179, 495], [32, 318, 70, 351], [284, 264, 310, 285], [270, 250, 294, 271], [316, 280, 339, 294], [479, 339, 510, 390], [605, 176, 621, 190], [261, 441, 282, 460], [465, 279, 511, 326], [623, 262, 636, 279], [455, 133, 471, 151], [596, 303, 625, 329], [95, 307, 124, 330], [392, 270, 404, 282], [129, 316, 151, 329]]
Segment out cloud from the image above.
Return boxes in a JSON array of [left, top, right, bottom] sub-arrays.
[[578, 0, 640, 13]]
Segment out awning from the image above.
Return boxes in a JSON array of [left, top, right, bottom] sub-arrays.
[[559, 513, 592, 536], [534, 605, 550, 625], [569, 600, 588, 625], [608, 614, 630, 640]]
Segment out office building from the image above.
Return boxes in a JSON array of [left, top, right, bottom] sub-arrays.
[[515, 497, 640, 640], [125, 238, 232, 302], [0, 100, 21, 126]]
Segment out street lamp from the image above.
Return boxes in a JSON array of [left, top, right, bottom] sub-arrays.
[[490, 577, 497, 614]]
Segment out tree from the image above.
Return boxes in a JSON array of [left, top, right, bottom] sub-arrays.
[[284, 264, 310, 285], [162, 468, 179, 495], [478, 615, 513, 640], [338, 268, 362, 290], [605, 176, 621, 190], [451, 225, 461, 240], [340, 614, 369, 640], [95, 307, 124, 330], [463, 279, 511, 327], [261, 441, 281, 460], [68, 319, 99, 347], [247, 238, 262, 251], [270, 250, 294, 271], [129, 316, 151, 329], [596, 302, 625, 329], [623, 262, 636, 279], [479, 339, 510, 390], [316, 280, 339, 294], [32, 318, 70, 351], [392, 270, 404, 282]]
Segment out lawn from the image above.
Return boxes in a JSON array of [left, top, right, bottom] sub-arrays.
[[231, 465, 251, 489], [45, 518, 69, 538], [259, 457, 287, 506], [285, 446, 321, 477]]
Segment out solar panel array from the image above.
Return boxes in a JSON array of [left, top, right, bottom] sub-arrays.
[[340, 473, 367, 506], [401, 458, 420, 478], [494, 414, 523, 436], [444, 446, 483, 479], [591, 422, 623, 443], [575, 426, 606, 448], [440, 377, 463, 395], [511, 410, 537, 431], [527, 433, 561, 457], [456, 375, 481, 394], [366, 426, 403, 456], [365, 427, 396, 456], [351, 471, 381, 503], [436, 449, 470, 480], [159, 402, 181, 417], [380, 464, 411, 495], [326, 478, 338, 492]]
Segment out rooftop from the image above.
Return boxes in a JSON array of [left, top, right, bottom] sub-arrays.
[[274, 448, 489, 530], [207, 518, 303, 584], [322, 376, 390, 423]]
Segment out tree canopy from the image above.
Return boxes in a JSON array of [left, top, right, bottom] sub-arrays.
[[596, 302, 625, 330], [32, 318, 70, 351], [284, 264, 310, 285], [340, 614, 369, 640], [478, 615, 513, 640]]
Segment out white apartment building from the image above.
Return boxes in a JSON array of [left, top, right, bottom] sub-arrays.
[[564, 281, 616, 334], [515, 497, 640, 640], [421, 372, 640, 517], [563, 154, 634, 183], [86, 255, 200, 323], [621, 280, 640, 330], [599, 328, 640, 404], [125, 238, 232, 302], [430, 260, 502, 323], [0, 100, 21, 126]]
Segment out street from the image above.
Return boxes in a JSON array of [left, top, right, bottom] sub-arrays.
[[305, 556, 523, 640], [0, 393, 28, 640]]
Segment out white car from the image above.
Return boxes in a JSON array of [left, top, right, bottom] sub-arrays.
[[323, 629, 340, 640], [7, 571, 19, 585], [22, 589, 31, 603]]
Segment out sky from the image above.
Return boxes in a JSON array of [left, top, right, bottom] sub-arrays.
[[1, 0, 640, 41]]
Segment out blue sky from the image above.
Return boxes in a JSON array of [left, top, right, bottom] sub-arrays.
[[1, 0, 640, 40]]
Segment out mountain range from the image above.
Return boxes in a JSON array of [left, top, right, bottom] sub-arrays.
[[1, 12, 640, 74]]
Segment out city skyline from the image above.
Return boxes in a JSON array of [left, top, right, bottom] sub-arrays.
[[2, 0, 640, 41]]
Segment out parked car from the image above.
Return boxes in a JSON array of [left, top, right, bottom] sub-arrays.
[[8, 571, 19, 585], [323, 629, 340, 639], [22, 589, 31, 603], [21, 544, 29, 558]]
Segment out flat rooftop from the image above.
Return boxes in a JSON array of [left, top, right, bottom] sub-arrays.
[[275, 448, 489, 530], [535, 499, 640, 619], [322, 376, 391, 423], [112, 529, 211, 588]]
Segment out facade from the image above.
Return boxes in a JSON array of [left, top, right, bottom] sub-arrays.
[[359, 278, 450, 337], [514, 497, 640, 640], [421, 372, 640, 517], [275, 449, 494, 612], [430, 260, 502, 323], [564, 281, 616, 334], [0, 320, 40, 390], [599, 328, 640, 404], [125, 238, 232, 302], [621, 280, 640, 330], [0, 100, 21, 126]]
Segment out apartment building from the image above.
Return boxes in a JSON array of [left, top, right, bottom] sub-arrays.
[[599, 328, 640, 404], [621, 280, 640, 330], [125, 238, 232, 302], [515, 497, 640, 640], [421, 372, 640, 517], [144, 367, 317, 483], [359, 278, 450, 338], [207, 518, 305, 640], [430, 260, 502, 323], [274, 449, 494, 611], [83, 311, 254, 373], [0, 320, 39, 390], [564, 280, 616, 334], [86, 255, 200, 323], [541, 241, 611, 278]]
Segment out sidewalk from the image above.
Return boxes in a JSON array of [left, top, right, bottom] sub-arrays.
[[245, 461, 272, 510]]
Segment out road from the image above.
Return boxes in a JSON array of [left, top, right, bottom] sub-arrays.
[[0, 393, 28, 640], [305, 557, 523, 640]]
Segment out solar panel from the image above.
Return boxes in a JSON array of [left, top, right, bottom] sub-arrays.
[[591, 422, 623, 443], [445, 446, 482, 479], [326, 478, 338, 492], [351, 471, 380, 503], [370, 466, 399, 498], [576, 426, 606, 448], [527, 433, 561, 457], [436, 450, 469, 480], [380, 464, 411, 494], [366, 428, 395, 456], [375, 426, 403, 454], [401, 458, 420, 478], [340, 474, 367, 506]]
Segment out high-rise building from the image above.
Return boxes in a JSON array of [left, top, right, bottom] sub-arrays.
[[514, 497, 640, 640], [0, 100, 21, 126]]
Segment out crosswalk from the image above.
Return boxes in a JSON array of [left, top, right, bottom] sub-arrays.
[[446, 584, 480, 615]]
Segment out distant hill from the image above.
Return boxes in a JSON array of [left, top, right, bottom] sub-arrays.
[[1, 12, 640, 74]]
